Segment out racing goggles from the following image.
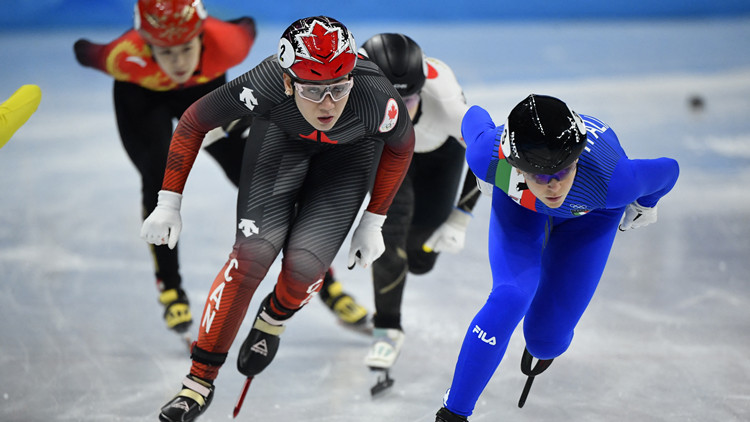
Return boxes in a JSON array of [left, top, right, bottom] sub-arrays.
[[294, 78, 354, 103], [523, 161, 577, 185]]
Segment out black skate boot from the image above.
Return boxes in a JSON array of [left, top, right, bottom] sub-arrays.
[[159, 374, 214, 422], [435, 406, 469, 422], [236, 293, 289, 377], [159, 288, 193, 334]]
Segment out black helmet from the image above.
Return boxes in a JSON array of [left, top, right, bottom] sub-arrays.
[[501, 94, 587, 174], [360, 33, 427, 96]]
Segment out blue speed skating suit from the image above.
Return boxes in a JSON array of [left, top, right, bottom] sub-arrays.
[[444, 105, 679, 416]]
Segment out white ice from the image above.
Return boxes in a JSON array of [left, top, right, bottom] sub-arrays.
[[1, 18, 749, 421]]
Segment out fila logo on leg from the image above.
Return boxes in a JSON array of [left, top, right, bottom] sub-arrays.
[[472, 325, 497, 346]]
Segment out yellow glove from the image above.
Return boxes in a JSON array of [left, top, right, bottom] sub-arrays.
[[0, 85, 42, 149]]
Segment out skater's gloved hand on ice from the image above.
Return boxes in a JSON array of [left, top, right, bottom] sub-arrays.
[[348, 211, 386, 269], [461, 105, 500, 148], [619, 201, 657, 231], [140, 190, 183, 249], [423, 207, 472, 254]]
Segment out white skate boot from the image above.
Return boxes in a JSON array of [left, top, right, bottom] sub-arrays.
[[365, 328, 405, 369], [364, 328, 405, 396]]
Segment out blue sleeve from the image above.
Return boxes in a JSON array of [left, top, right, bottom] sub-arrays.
[[607, 157, 680, 208], [462, 105, 502, 184]]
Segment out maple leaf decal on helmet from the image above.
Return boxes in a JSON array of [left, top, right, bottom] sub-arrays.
[[278, 16, 357, 82]]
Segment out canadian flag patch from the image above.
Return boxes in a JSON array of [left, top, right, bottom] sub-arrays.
[[378, 98, 399, 133]]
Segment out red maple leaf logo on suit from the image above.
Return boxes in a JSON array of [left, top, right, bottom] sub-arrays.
[[378, 98, 399, 133], [388, 103, 398, 119]]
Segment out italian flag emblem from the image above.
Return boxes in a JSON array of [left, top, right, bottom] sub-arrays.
[[495, 132, 536, 211]]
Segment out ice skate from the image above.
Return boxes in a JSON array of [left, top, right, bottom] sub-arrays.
[[517, 347, 554, 408], [233, 296, 288, 417], [364, 328, 404, 396], [236, 313, 285, 377], [321, 275, 371, 334], [159, 288, 193, 350], [159, 374, 214, 422], [159, 288, 193, 332], [435, 406, 469, 422]]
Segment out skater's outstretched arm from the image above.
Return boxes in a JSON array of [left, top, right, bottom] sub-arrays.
[[0, 84, 41, 149]]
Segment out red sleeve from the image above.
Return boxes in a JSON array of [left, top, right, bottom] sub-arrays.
[[200, 17, 256, 76], [366, 107, 415, 215], [73, 29, 138, 73], [161, 100, 216, 193], [73, 39, 107, 70], [74, 30, 175, 89], [161, 71, 252, 193]]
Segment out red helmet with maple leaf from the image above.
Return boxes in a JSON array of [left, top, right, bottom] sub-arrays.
[[134, 0, 208, 47], [277, 16, 357, 82]]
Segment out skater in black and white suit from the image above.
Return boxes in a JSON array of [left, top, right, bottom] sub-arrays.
[[321, 33, 481, 389]]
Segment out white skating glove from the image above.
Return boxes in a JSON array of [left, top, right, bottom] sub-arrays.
[[140, 190, 183, 249], [348, 211, 387, 269], [423, 208, 472, 254], [619, 201, 657, 231]]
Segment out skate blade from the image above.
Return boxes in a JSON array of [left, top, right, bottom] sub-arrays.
[[338, 319, 374, 336], [369, 368, 394, 397]]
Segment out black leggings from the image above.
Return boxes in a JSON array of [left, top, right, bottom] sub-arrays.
[[372, 138, 466, 329], [113, 78, 246, 290]]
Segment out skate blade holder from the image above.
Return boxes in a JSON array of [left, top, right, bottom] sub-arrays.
[[369, 368, 394, 397], [518, 348, 553, 408]]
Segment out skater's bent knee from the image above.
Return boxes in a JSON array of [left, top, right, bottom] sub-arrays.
[[280, 248, 327, 282], [407, 250, 438, 275], [234, 239, 278, 269]]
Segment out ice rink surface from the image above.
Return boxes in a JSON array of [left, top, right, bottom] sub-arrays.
[[1, 17, 749, 421]]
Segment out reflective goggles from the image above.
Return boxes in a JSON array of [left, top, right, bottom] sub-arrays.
[[294, 78, 354, 103], [523, 161, 577, 185]]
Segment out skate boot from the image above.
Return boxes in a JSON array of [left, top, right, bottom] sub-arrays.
[[364, 328, 405, 369], [159, 374, 214, 422], [435, 407, 469, 422], [236, 295, 287, 377], [320, 270, 370, 330], [233, 293, 296, 417], [159, 288, 193, 334], [365, 328, 405, 396]]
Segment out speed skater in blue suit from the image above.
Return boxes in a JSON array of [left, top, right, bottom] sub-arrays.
[[434, 94, 680, 422]]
